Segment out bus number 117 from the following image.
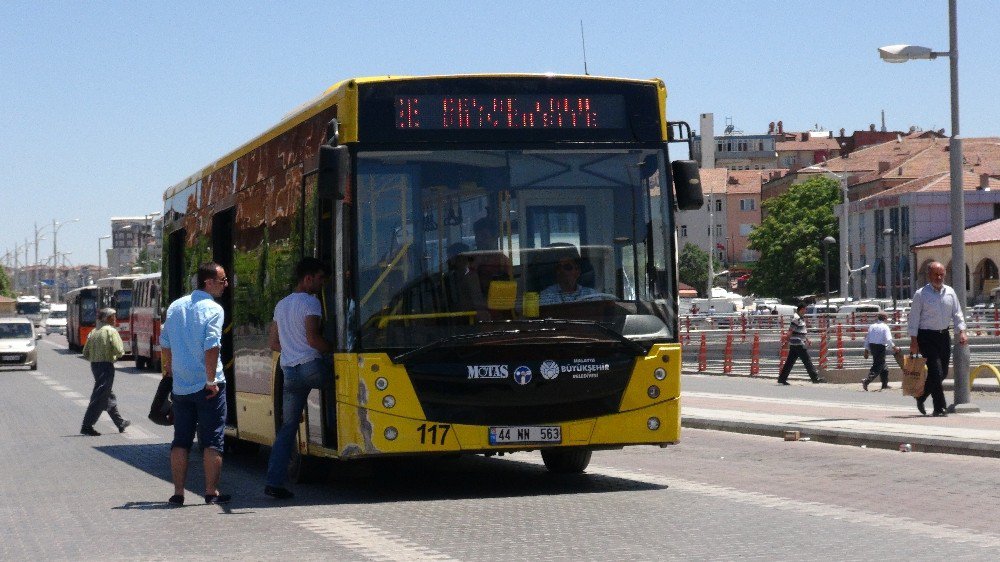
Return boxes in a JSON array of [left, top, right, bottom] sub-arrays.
[[416, 423, 451, 445]]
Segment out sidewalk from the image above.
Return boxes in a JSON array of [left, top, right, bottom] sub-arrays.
[[681, 388, 1000, 458]]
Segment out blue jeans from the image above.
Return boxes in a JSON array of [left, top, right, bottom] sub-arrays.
[[266, 358, 325, 487]]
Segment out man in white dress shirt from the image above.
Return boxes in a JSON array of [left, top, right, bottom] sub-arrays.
[[862, 312, 895, 391]]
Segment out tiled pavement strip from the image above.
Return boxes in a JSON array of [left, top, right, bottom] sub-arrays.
[[682, 385, 1000, 457]]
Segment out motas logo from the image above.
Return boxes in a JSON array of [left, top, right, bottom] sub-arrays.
[[540, 360, 560, 380], [513, 365, 532, 385], [467, 365, 509, 379]]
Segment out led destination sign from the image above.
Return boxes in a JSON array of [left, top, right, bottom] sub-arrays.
[[396, 94, 627, 130]]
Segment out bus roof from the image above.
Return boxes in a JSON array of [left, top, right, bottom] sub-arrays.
[[163, 73, 665, 202], [16, 296, 41, 303]]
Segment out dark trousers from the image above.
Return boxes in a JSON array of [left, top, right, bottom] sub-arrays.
[[864, 344, 889, 388], [917, 329, 950, 413], [82, 362, 125, 429], [778, 345, 820, 382]]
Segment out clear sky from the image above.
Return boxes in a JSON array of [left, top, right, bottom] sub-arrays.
[[2, 0, 998, 270]]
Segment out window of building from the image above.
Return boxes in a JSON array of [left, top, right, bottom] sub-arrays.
[[739, 224, 753, 236], [740, 198, 755, 211], [715, 200, 722, 212], [715, 224, 723, 236], [680, 225, 687, 237], [717, 142, 723, 152]]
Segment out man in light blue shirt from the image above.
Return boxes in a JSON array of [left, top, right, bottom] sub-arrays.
[[907, 261, 967, 417], [160, 262, 229, 505]]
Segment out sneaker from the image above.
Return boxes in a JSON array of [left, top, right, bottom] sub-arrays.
[[204, 493, 231, 505], [812, 378, 827, 384], [264, 485, 295, 499], [861, 379, 870, 391], [80, 426, 101, 436], [168, 494, 184, 506], [777, 380, 790, 386], [932, 410, 948, 417], [117, 420, 131, 433]]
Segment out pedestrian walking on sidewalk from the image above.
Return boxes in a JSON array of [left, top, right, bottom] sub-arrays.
[[777, 303, 826, 385], [80, 308, 130, 436], [907, 261, 967, 417], [862, 312, 895, 391]]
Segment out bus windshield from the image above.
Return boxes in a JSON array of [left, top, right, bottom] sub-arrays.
[[16, 302, 41, 315], [113, 290, 133, 319], [355, 148, 676, 351]]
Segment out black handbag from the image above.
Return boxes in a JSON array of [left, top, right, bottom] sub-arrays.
[[148, 377, 174, 426]]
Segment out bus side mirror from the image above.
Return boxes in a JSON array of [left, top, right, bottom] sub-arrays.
[[672, 160, 703, 210], [312, 144, 350, 199]]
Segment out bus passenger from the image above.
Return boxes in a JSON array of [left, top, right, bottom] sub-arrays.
[[471, 217, 513, 295], [161, 262, 229, 506], [264, 257, 333, 500], [445, 243, 489, 320], [538, 247, 606, 305]]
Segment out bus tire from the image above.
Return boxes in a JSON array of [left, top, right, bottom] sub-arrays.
[[151, 341, 161, 373], [225, 435, 260, 456], [288, 444, 327, 484], [134, 339, 147, 370], [540, 448, 592, 474]]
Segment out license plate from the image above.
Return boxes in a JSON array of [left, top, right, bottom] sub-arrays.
[[489, 425, 561, 445], [1, 355, 20, 362]]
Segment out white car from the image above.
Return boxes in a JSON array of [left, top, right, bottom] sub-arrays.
[[0, 317, 39, 370]]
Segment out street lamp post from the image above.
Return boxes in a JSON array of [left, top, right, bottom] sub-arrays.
[[805, 165, 851, 299], [879, 0, 974, 412], [883, 228, 897, 309], [51, 218, 80, 303], [98, 235, 111, 278], [823, 236, 837, 313]]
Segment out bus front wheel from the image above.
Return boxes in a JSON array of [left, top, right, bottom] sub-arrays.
[[540, 448, 592, 473]]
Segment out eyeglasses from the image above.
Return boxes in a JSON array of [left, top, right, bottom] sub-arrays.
[[215, 277, 229, 284]]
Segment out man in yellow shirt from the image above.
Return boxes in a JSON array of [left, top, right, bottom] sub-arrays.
[[81, 308, 130, 436]]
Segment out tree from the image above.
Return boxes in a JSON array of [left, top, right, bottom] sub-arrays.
[[678, 243, 723, 297], [746, 176, 840, 300], [0, 266, 13, 298]]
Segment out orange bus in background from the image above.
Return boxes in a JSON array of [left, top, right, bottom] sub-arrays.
[[97, 275, 141, 357], [129, 272, 162, 371], [65, 286, 98, 352]]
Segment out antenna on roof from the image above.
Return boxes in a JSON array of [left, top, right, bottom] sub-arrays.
[[580, 20, 589, 75]]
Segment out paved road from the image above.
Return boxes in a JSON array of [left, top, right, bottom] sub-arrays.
[[2, 337, 998, 560]]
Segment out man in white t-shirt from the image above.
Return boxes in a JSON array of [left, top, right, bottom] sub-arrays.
[[264, 257, 331, 499]]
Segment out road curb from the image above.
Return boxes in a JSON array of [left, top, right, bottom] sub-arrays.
[[682, 415, 1000, 458]]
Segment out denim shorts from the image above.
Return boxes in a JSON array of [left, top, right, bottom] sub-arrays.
[[171, 383, 227, 453]]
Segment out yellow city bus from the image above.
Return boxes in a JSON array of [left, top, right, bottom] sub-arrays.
[[161, 74, 702, 476]]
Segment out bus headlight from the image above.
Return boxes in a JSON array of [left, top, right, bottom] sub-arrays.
[[653, 368, 666, 380], [382, 395, 396, 409], [384, 426, 398, 441], [647, 417, 661, 430], [375, 377, 388, 391], [647, 385, 660, 399]]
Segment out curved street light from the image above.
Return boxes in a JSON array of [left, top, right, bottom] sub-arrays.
[[878, 0, 973, 412]]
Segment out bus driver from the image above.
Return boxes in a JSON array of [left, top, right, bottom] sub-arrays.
[[538, 246, 609, 305]]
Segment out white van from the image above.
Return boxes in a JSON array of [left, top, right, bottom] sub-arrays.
[[43, 303, 67, 335], [837, 303, 882, 319]]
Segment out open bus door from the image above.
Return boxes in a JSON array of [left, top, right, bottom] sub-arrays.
[[212, 208, 237, 428]]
